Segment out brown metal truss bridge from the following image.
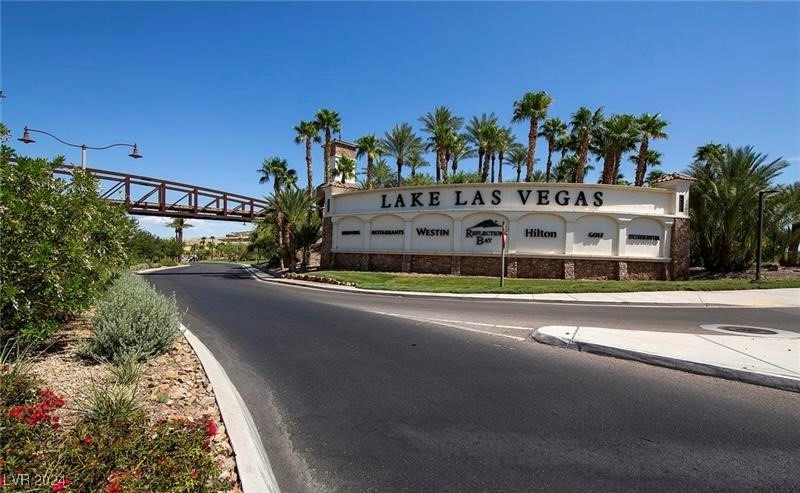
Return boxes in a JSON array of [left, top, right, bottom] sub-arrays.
[[54, 165, 269, 222]]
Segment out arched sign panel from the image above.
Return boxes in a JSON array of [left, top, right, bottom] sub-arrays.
[[412, 214, 453, 252], [336, 217, 363, 250], [461, 213, 508, 253], [574, 215, 617, 256], [369, 215, 405, 251], [626, 218, 663, 257], [515, 213, 566, 254]]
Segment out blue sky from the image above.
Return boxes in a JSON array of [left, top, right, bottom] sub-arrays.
[[3, 2, 798, 239]]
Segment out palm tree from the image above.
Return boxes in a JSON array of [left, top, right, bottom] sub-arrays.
[[294, 120, 321, 193], [333, 156, 357, 183], [167, 218, 192, 244], [406, 151, 430, 177], [596, 114, 639, 184], [465, 113, 498, 181], [629, 150, 662, 186], [420, 106, 464, 182], [645, 169, 666, 186], [483, 122, 501, 183], [355, 134, 384, 190], [688, 145, 788, 271], [506, 144, 528, 182], [448, 134, 475, 174], [494, 126, 514, 183], [257, 156, 297, 195], [267, 188, 315, 272], [569, 107, 604, 183], [369, 158, 395, 189], [634, 113, 669, 186], [295, 215, 322, 271], [539, 118, 567, 182], [314, 109, 342, 183], [512, 91, 552, 182], [382, 123, 423, 187], [552, 154, 585, 183], [693, 142, 725, 170]]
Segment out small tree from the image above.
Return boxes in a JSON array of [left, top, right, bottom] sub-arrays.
[[1, 148, 134, 341]]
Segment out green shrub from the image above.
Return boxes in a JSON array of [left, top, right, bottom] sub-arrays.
[[84, 273, 181, 364], [75, 382, 145, 426], [0, 342, 39, 407], [109, 355, 144, 385], [0, 147, 134, 342], [160, 258, 179, 267]]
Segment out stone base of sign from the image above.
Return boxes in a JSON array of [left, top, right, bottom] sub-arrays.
[[326, 252, 672, 280], [669, 217, 690, 280]]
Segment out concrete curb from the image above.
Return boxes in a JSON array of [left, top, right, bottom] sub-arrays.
[[532, 329, 800, 393], [238, 265, 744, 308], [181, 324, 280, 493]]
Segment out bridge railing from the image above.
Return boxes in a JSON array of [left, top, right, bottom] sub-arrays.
[[54, 165, 269, 222]]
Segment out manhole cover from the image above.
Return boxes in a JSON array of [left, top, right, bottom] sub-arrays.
[[700, 324, 797, 338], [716, 326, 778, 335]]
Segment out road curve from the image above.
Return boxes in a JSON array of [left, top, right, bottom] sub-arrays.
[[145, 263, 800, 492]]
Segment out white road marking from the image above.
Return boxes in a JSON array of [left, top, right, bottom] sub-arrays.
[[371, 310, 529, 341]]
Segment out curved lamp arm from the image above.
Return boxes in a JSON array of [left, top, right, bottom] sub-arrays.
[[18, 126, 142, 160]]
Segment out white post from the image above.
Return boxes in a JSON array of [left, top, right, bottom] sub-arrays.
[[500, 222, 507, 287], [81, 145, 87, 169]]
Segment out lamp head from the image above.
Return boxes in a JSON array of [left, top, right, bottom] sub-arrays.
[[18, 127, 35, 144], [128, 144, 142, 159]]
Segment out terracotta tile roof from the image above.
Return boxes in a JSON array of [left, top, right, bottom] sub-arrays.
[[652, 172, 695, 183]]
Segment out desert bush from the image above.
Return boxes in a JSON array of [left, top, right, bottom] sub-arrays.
[[75, 382, 146, 426], [0, 147, 134, 341], [0, 342, 39, 407], [109, 354, 144, 385], [84, 273, 181, 364]]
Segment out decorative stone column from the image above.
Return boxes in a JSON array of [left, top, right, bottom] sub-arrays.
[[564, 260, 575, 280], [669, 217, 691, 279]]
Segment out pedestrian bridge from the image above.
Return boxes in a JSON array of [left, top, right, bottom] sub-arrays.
[[55, 165, 268, 222]]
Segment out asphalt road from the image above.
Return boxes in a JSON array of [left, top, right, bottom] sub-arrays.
[[145, 263, 800, 492]]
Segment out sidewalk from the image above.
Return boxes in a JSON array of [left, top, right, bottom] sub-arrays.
[[241, 266, 800, 308], [534, 325, 800, 392]]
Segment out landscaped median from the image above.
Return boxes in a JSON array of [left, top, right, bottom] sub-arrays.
[[291, 270, 800, 294], [1, 273, 242, 492]]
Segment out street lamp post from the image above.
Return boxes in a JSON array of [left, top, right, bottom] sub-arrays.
[[17, 126, 142, 169], [755, 189, 779, 281]]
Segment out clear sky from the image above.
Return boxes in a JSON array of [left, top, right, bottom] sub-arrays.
[[3, 1, 799, 239]]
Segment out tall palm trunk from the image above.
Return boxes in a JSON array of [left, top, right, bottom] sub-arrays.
[[477, 147, 485, 175], [498, 151, 504, 183], [613, 152, 623, 184], [576, 134, 590, 183], [545, 139, 554, 182], [435, 149, 443, 182], [396, 159, 403, 186], [366, 156, 374, 189], [305, 138, 313, 193], [516, 167, 521, 182], [634, 138, 649, 186], [323, 129, 332, 183], [445, 148, 452, 175], [525, 119, 539, 182], [602, 150, 615, 184], [440, 148, 448, 180], [490, 152, 496, 183], [481, 151, 491, 182]]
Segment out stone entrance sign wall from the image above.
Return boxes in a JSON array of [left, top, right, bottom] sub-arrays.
[[319, 176, 692, 280]]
